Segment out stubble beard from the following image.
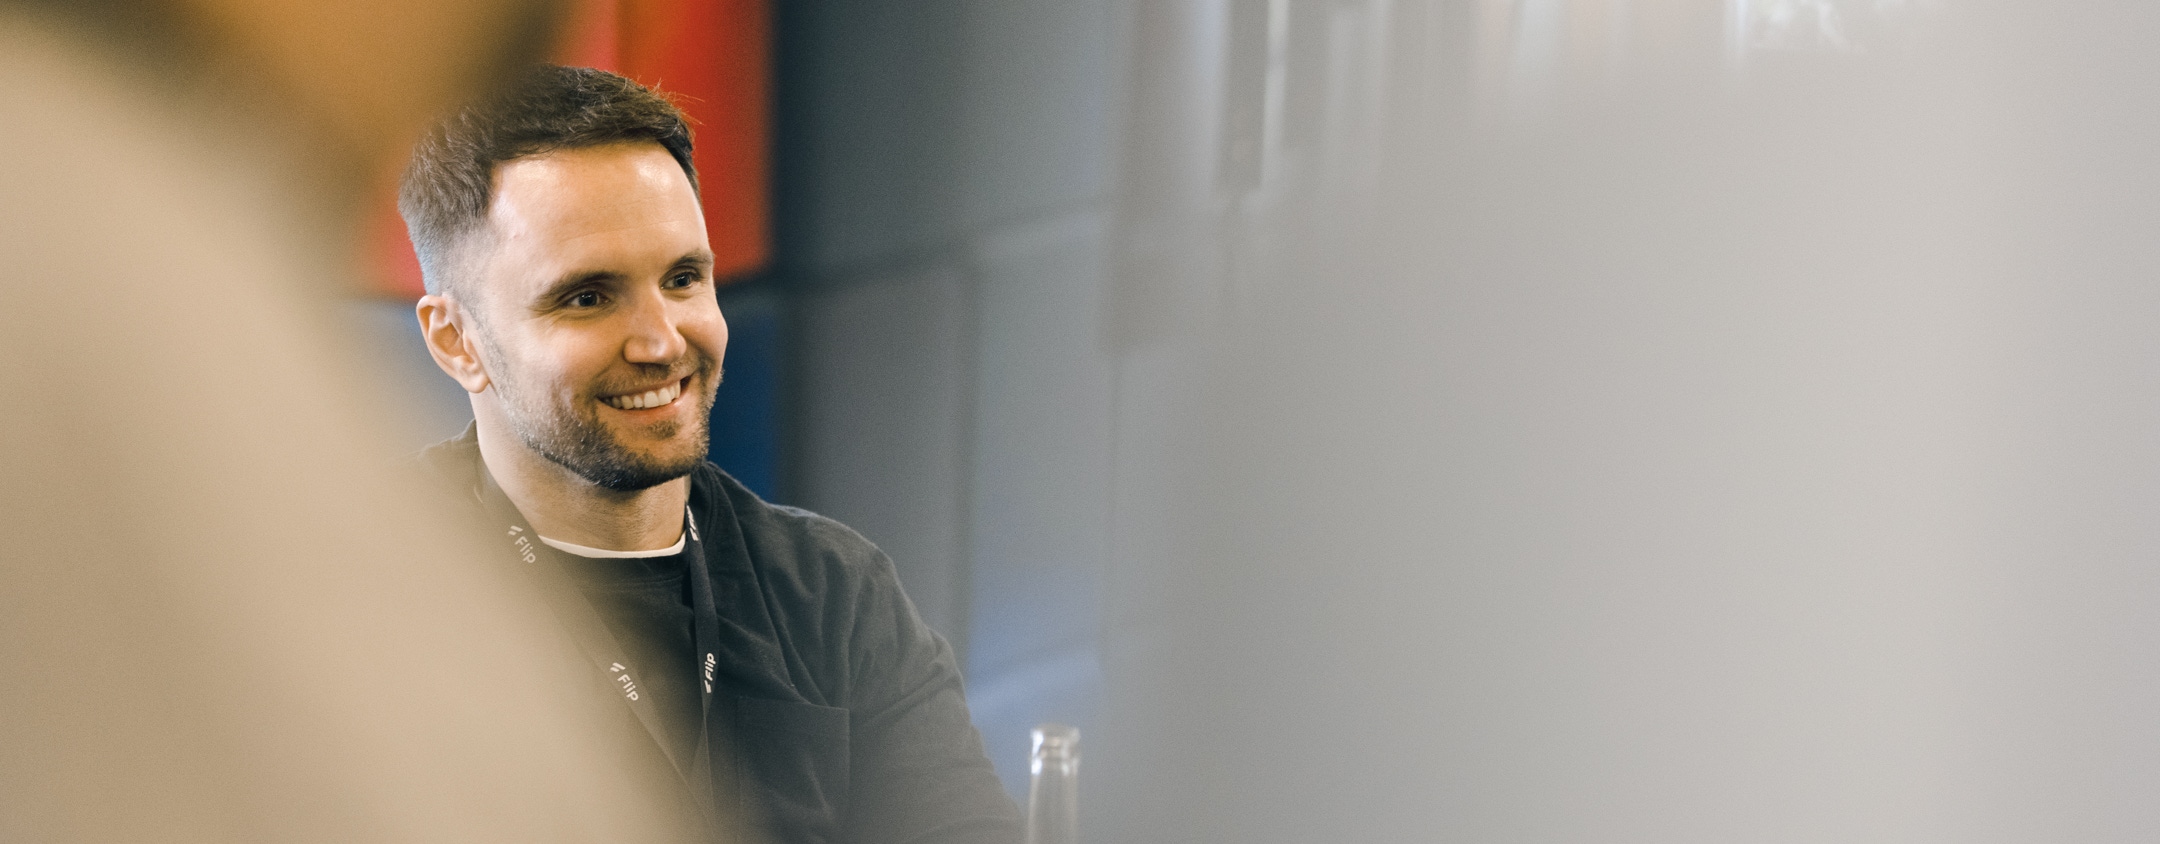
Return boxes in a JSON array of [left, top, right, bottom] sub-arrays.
[[491, 341, 722, 493]]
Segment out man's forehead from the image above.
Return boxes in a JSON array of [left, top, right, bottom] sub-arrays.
[[487, 143, 702, 245]]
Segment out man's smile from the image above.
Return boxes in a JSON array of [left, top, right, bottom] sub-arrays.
[[600, 376, 689, 411]]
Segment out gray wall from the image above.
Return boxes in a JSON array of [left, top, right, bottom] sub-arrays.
[[775, 0, 1123, 795], [786, 1, 2160, 841]]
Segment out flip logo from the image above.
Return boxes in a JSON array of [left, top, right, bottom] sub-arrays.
[[609, 662, 641, 701], [506, 525, 538, 565], [703, 652, 717, 694]]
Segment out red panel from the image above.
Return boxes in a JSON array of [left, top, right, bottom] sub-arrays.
[[368, 184, 428, 299], [557, 0, 623, 71], [619, 0, 771, 283]]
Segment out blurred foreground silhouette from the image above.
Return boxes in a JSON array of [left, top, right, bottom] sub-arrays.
[[0, 2, 696, 840]]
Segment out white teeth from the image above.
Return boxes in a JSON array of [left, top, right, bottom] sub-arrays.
[[605, 380, 682, 410]]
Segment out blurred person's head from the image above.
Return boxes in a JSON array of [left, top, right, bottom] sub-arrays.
[[406, 66, 725, 493], [171, 0, 567, 178], [11, 0, 569, 193]]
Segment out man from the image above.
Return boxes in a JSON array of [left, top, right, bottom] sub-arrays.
[[401, 65, 1023, 844]]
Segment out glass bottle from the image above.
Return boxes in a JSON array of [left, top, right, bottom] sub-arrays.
[[1026, 723, 1080, 844]]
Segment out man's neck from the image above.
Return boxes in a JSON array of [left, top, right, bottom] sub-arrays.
[[474, 425, 688, 553]]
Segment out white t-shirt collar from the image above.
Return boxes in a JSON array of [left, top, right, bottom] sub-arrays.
[[536, 532, 687, 559]]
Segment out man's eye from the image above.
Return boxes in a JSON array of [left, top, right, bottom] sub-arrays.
[[568, 291, 603, 308], [665, 271, 701, 289]]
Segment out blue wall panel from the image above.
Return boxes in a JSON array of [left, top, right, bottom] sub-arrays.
[[710, 282, 787, 503]]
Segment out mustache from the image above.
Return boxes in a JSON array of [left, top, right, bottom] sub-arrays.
[[594, 354, 721, 395]]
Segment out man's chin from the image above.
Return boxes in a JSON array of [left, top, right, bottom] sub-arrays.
[[544, 436, 708, 492], [577, 456, 702, 493], [519, 407, 711, 492]]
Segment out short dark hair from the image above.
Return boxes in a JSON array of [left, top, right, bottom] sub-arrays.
[[399, 65, 699, 295]]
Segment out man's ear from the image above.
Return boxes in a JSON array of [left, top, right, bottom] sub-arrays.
[[416, 294, 491, 394]]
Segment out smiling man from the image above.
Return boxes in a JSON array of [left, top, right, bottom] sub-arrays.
[[403, 66, 1022, 844]]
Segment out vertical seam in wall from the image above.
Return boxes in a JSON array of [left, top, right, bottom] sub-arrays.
[[1100, 291, 1125, 672], [949, 242, 985, 674]]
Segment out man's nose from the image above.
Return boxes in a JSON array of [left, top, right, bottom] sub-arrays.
[[621, 293, 689, 364]]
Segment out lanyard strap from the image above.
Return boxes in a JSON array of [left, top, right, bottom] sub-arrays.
[[474, 470, 723, 816]]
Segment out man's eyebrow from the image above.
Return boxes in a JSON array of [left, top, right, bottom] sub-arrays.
[[532, 251, 717, 307], [533, 269, 624, 306]]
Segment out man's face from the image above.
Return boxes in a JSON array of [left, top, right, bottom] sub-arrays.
[[462, 142, 726, 491]]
